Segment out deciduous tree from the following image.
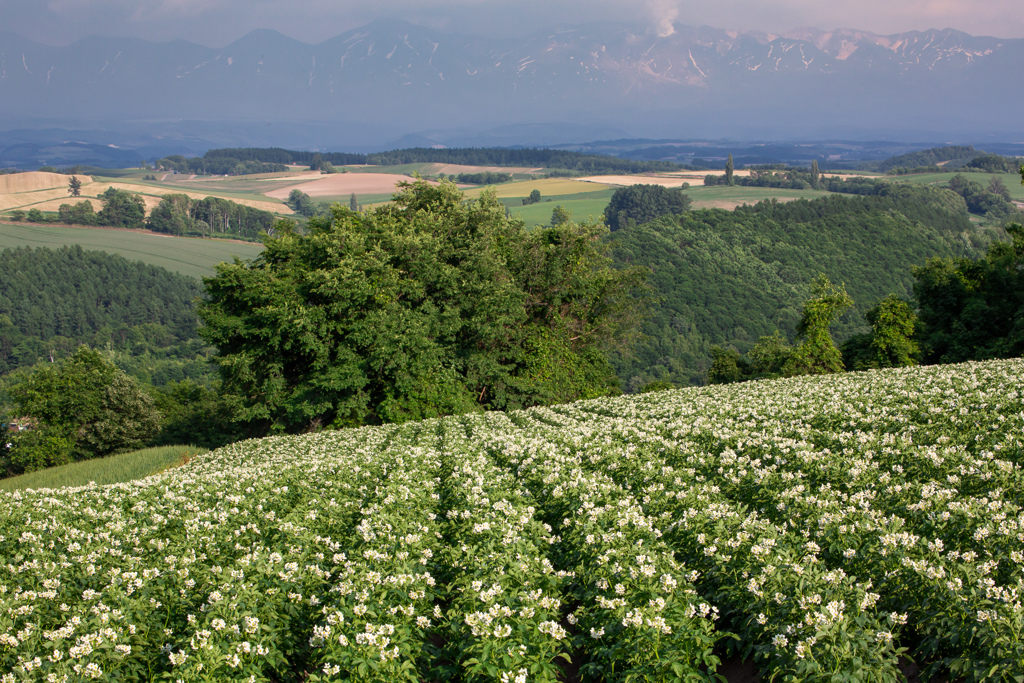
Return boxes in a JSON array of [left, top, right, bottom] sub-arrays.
[[783, 274, 853, 376], [198, 180, 650, 433], [603, 184, 691, 231], [841, 295, 920, 370], [8, 346, 161, 464], [97, 187, 146, 229]]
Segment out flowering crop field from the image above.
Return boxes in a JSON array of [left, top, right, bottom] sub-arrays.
[[2, 359, 1024, 682]]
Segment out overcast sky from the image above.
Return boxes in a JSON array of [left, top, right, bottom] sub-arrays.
[[6, 0, 1023, 46]]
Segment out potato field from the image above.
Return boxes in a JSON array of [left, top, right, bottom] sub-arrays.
[[2, 359, 1023, 682]]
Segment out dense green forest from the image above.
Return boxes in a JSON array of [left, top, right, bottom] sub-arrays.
[[172, 147, 683, 174], [0, 246, 208, 380], [155, 154, 290, 176], [607, 186, 990, 389]]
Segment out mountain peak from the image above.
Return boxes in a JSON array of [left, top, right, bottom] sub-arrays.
[[0, 22, 1018, 140]]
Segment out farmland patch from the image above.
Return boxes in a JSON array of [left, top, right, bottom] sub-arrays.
[[2, 359, 1021, 681]]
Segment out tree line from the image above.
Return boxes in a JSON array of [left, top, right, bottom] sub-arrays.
[[703, 163, 823, 190], [163, 146, 684, 174], [147, 194, 277, 238], [18, 187, 281, 239], [154, 155, 289, 176]]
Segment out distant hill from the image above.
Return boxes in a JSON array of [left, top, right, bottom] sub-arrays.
[[607, 185, 990, 389], [180, 146, 683, 174], [0, 22, 1021, 142]]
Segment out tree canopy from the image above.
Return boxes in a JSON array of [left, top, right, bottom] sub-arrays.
[[5, 346, 161, 472], [603, 184, 691, 231], [783, 274, 852, 376], [841, 295, 920, 370], [913, 223, 1024, 363], [0, 245, 204, 375], [607, 188, 986, 388], [198, 180, 650, 433], [97, 188, 146, 229]]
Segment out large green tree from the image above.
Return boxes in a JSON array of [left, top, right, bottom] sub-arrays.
[[914, 223, 1024, 362], [6, 347, 161, 469], [57, 200, 97, 225], [782, 274, 853, 376], [841, 295, 920, 370], [97, 187, 146, 229], [286, 189, 317, 216], [147, 194, 194, 235], [198, 180, 649, 433]]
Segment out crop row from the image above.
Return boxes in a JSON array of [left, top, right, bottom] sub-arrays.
[[2, 359, 1023, 681]]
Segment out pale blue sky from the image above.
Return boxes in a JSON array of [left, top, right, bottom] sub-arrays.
[[6, 0, 1022, 46]]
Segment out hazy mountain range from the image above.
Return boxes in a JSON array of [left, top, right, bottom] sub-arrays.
[[0, 20, 1021, 151]]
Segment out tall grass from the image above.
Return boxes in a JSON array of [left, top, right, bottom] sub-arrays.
[[0, 445, 205, 492]]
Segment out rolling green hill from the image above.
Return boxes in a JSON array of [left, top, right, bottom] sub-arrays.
[[608, 188, 990, 388], [0, 222, 263, 279]]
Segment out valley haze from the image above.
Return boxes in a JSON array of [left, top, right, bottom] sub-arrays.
[[0, 14, 1022, 154]]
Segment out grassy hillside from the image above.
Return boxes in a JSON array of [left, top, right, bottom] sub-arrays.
[[0, 222, 263, 278], [894, 170, 1024, 200], [1, 358, 1021, 681], [0, 445, 204, 491]]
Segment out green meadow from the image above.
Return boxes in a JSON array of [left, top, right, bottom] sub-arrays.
[[894, 170, 1024, 200], [510, 192, 616, 227], [0, 222, 263, 279], [0, 445, 205, 492], [684, 184, 832, 208]]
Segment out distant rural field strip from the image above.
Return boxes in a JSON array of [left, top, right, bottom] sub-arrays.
[[461, 177, 614, 199], [418, 162, 543, 175], [263, 173, 436, 199], [0, 172, 291, 214], [686, 187, 830, 210], [0, 171, 93, 193], [577, 174, 699, 187], [0, 222, 263, 279]]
